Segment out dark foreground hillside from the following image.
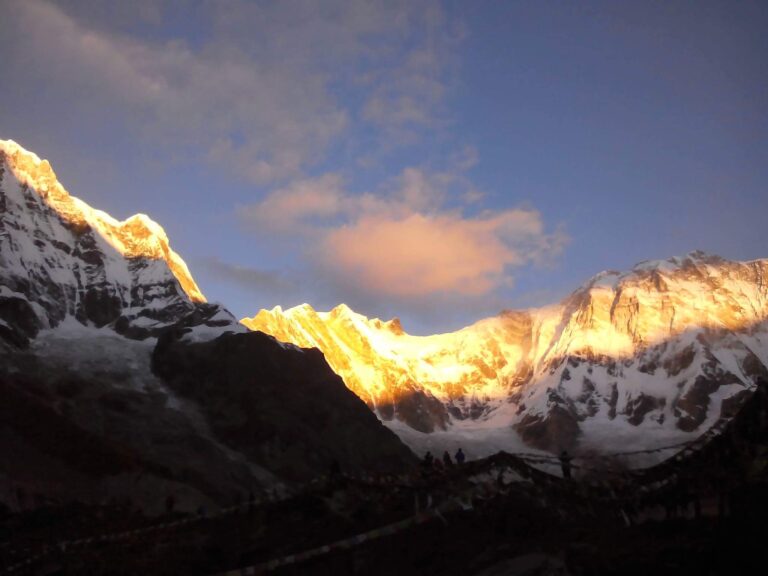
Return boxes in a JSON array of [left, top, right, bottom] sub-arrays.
[[3, 381, 767, 576]]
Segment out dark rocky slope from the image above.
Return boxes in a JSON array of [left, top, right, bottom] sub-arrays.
[[0, 139, 416, 513], [152, 329, 417, 482]]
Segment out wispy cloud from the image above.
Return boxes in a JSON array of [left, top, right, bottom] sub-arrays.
[[359, 3, 461, 145], [201, 257, 296, 296], [238, 173, 347, 234], [0, 0, 455, 183]]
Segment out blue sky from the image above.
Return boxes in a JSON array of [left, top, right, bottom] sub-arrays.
[[1, 0, 766, 333]]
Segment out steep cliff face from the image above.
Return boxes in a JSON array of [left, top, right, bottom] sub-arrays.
[[0, 139, 415, 512], [0, 139, 216, 346], [513, 254, 768, 451], [152, 329, 417, 481], [246, 253, 768, 454]]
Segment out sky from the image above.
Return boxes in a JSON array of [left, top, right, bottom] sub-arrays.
[[0, 0, 766, 334]]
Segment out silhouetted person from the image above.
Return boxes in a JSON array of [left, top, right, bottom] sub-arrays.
[[443, 451, 453, 467], [15, 486, 26, 510], [455, 448, 466, 465], [165, 494, 175, 515], [559, 450, 573, 480], [423, 451, 434, 468]]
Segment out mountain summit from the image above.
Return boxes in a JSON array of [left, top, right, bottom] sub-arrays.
[[0, 139, 218, 346], [0, 140, 414, 512], [246, 252, 768, 457]]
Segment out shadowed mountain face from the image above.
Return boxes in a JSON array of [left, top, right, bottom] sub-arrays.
[[152, 329, 416, 481], [247, 254, 768, 454], [0, 139, 415, 512]]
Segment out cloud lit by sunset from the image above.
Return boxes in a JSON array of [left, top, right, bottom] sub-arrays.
[[323, 210, 565, 297], [1, 0, 765, 332], [239, 163, 566, 297]]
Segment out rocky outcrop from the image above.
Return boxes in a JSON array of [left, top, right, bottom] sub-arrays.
[[516, 407, 580, 452]]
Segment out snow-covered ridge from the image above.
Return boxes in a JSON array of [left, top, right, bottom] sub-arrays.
[[248, 251, 768, 410], [0, 139, 204, 303], [0, 139, 412, 510], [0, 138, 229, 343], [246, 253, 768, 456]]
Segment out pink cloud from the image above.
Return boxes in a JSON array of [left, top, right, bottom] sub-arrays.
[[238, 173, 345, 232], [240, 165, 567, 298], [321, 210, 566, 297]]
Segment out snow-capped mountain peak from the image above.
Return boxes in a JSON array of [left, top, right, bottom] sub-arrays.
[[0, 139, 204, 303], [246, 254, 768, 459], [0, 139, 226, 346], [0, 139, 415, 513]]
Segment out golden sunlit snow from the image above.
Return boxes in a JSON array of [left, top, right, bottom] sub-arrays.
[[0, 139, 205, 303], [245, 255, 768, 422]]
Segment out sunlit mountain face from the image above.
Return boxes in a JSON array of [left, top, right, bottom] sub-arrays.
[[1, 140, 204, 300], [0, 139, 217, 344], [3, 137, 767, 472], [246, 253, 768, 460]]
